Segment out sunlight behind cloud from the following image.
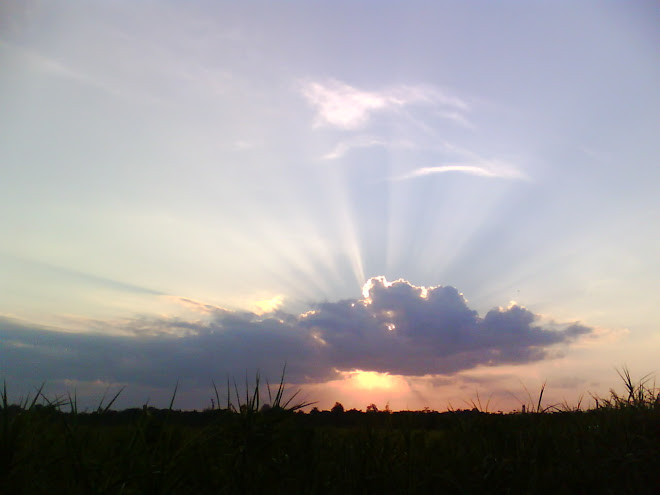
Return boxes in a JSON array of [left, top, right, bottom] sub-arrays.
[[345, 370, 400, 390], [252, 295, 285, 315], [1, 0, 658, 414]]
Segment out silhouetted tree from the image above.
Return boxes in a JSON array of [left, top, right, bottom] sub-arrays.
[[331, 402, 344, 414]]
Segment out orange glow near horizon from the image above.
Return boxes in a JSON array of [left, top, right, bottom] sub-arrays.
[[298, 353, 627, 413], [349, 370, 397, 390]]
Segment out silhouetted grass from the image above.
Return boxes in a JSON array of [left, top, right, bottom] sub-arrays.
[[0, 368, 658, 494]]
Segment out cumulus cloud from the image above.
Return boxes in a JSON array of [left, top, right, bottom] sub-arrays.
[[0, 277, 593, 395], [301, 79, 468, 130]]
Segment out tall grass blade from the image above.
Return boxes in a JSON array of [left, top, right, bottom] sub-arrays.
[[27, 383, 46, 411], [233, 378, 242, 413], [226, 377, 231, 411], [266, 377, 273, 405], [100, 386, 125, 414], [536, 381, 546, 413], [168, 381, 179, 412], [211, 379, 221, 411]]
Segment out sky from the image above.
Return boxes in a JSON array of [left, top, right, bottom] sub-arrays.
[[1, 0, 659, 412]]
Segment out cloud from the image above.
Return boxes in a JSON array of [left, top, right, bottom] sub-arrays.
[[301, 79, 468, 130], [0, 278, 593, 396], [2, 42, 122, 96], [321, 136, 387, 160], [167, 296, 225, 315], [391, 160, 528, 181], [438, 110, 475, 129], [321, 135, 415, 160], [301, 79, 528, 181]]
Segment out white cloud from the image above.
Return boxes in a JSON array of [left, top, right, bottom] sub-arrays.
[[301, 80, 388, 129], [392, 160, 528, 181], [301, 79, 469, 130]]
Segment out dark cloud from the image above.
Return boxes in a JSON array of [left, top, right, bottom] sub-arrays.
[[0, 277, 592, 395]]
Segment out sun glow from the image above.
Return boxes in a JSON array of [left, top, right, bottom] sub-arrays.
[[350, 370, 397, 390], [252, 295, 284, 315]]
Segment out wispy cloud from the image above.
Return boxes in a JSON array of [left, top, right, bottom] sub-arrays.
[[301, 78, 528, 181], [321, 135, 414, 160], [392, 160, 528, 181], [3, 43, 118, 95], [438, 110, 475, 129], [301, 79, 469, 130], [2, 42, 166, 105]]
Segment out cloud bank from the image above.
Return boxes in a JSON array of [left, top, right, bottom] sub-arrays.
[[1, 277, 592, 393]]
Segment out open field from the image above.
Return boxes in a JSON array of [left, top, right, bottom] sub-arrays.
[[1, 371, 658, 494]]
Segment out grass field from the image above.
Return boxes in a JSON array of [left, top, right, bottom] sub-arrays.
[[1, 369, 658, 494]]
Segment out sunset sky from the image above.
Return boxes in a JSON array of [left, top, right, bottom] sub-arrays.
[[1, 0, 659, 412]]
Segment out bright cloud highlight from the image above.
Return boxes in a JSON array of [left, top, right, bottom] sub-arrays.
[[392, 160, 527, 181], [301, 80, 468, 130]]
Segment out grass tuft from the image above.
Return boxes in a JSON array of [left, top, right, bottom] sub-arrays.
[[0, 367, 657, 493]]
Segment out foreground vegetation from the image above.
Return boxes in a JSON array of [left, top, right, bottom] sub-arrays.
[[1, 369, 658, 494]]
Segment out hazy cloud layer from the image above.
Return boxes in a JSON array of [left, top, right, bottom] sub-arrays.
[[1, 277, 592, 391]]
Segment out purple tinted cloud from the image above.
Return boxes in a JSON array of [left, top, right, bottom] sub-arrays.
[[0, 277, 592, 389]]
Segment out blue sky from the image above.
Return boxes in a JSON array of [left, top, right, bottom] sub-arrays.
[[1, 0, 658, 411]]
